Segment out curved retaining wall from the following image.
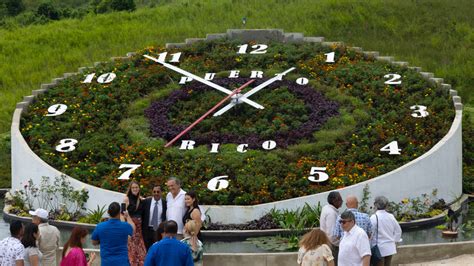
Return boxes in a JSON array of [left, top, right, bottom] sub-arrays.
[[11, 29, 463, 224]]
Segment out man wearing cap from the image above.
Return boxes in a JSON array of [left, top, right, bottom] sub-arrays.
[[30, 208, 60, 266]]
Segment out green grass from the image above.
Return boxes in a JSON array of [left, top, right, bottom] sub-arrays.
[[0, 0, 473, 186]]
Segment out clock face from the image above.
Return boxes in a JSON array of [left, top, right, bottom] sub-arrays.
[[20, 37, 454, 205]]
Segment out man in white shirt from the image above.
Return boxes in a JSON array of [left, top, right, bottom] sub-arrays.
[[142, 184, 167, 250], [30, 208, 60, 266], [339, 210, 371, 266], [320, 191, 343, 262], [166, 177, 187, 235], [370, 196, 402, 266], [0, 221, 24, 266]]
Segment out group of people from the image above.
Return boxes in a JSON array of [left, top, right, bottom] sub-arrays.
[[92, 177, 204, 266], [0, 177, 203, 266], [298, 192, 402, 266], [0, 178, 403, 266], [0, 208, 63, 266]]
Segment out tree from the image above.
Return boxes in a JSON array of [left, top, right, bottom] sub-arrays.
[[1, 0, 25, 16], [37, 1, 60, 20], [110, 0, 135, 11]]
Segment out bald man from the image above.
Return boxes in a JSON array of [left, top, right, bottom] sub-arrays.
[[333, 195, 372, 240]]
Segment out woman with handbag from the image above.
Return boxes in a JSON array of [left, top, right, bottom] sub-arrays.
[[297, 229, 334, 266], [370, 196, 402, 266]]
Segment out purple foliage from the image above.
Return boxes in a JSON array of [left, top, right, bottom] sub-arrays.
[[145, 78, 339, 147]]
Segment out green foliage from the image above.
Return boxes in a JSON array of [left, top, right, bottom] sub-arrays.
[[78, 204, 107, 224], [91, 0, 135, 13], [388, 189, 446, 222], [269, 202, 321, 230], [0, 0, 25, 16], [462, 112, 474, 193], [359, 184, 370, 214], [36, 1, 60, 20], [5, 175, 89, 219]]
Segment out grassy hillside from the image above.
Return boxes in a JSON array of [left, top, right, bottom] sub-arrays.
[[0, 0, 473, 187]]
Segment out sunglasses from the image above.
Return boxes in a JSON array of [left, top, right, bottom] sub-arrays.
[[339, 219, 353, 224]]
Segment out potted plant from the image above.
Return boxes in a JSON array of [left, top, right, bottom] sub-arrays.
[[441, 208, 459, 238]]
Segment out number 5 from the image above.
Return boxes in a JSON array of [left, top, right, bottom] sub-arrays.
[[308, 167, 329, 182], [118, 164, 141, 180], [207, 176, 229, 191]]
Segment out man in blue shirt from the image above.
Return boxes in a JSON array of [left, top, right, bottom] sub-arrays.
[[91, 202, 135, 266], [144, 220, 194, 266], [333, 195, 372, 240]]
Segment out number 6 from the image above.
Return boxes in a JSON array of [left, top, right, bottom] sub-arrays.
[[207, 176, 229, 191], [308, 167, 329, 182]]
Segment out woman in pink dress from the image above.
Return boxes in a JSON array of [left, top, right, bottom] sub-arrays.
[[60, 226, 96, 266]]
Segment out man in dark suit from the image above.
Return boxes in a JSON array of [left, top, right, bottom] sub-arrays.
[[142, 184, 167, 250]]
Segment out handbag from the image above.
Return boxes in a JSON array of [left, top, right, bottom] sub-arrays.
[[370, 214, 383, 265]]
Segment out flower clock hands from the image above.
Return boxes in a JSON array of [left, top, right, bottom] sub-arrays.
[[164, 79, 255, 147], [213, 67, 296, 116], [143, 54, 264, 109]]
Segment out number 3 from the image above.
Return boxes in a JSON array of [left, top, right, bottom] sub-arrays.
[[410, 105, 429, 118]]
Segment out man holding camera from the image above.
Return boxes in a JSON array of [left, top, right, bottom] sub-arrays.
[[91, 202, 136, 266]]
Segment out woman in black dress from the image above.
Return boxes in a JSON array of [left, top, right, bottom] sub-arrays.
[[182, 191, 202, 237]]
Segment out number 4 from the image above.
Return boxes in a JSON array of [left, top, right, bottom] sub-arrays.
[[118, 164, 141, 180], [380, 141, 401, 155]]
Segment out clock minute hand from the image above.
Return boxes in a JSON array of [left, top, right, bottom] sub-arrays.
[[213, 67, 296, 117], [143, 55, 264, 109]]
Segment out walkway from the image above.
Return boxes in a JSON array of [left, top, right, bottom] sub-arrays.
[[402, 254, 474, 265]]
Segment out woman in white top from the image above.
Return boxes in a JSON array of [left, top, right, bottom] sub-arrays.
[[370, 196, 402, 266], [297, 229, 334, 266], [21, 223, 43, 266]]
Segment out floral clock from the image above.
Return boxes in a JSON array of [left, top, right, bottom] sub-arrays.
[[19, 29, 458, 206]]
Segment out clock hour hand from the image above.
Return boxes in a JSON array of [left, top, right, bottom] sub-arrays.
[[213, 67, 295, 116], [143, 55, 264, 109]]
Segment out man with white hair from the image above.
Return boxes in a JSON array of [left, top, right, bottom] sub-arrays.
[[166, 177, 187, 235], [30, 208, 60, 266]]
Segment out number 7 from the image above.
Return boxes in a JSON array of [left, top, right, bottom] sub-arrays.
[[118, 164, 141, 180]]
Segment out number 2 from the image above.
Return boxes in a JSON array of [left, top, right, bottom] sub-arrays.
[[384, 74, 402, 85]]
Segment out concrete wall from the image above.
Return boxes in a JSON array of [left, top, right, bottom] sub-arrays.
[[11, 29, 463, 223]]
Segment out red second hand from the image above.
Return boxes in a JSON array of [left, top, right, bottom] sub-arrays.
[[165, 79, 255, 148]]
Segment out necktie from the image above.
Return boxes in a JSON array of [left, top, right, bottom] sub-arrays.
[[151, 201, 159, 231]]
